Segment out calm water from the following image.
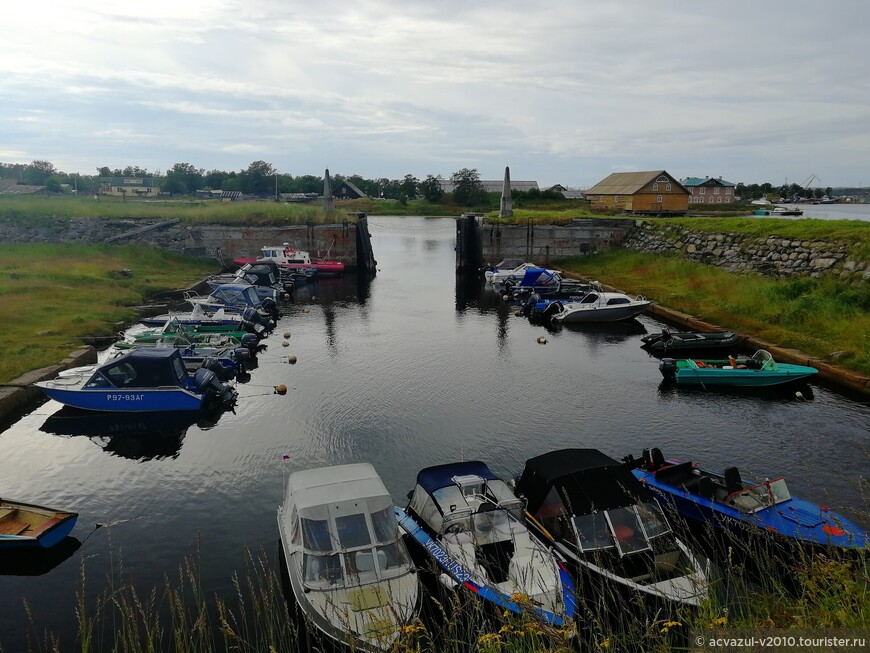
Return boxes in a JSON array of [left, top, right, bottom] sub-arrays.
[[1, 217, 868, 649]]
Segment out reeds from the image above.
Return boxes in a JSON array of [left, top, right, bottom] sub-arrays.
[[9, 529, 866, 652]]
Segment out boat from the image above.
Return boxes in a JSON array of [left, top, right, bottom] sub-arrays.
[[184, 283, 280, 319], [103, 341, 249, 382], [625, 448, 870, 552], [510, 273, 594, 300], [400, 461, 576, 628], [207, 260, 294, 300], [277, 463, 419, 652], [658, 350, 818, 387], [235, 244, 345, 277], [484, 261, 561, 287], [119, 318, 262, 352], [771, 206, 804, 216], [514, 448, 709, 608], [0, 498, 78, 549], [640, 328, 743, 356], [140, 305, 275, 333], [34, 348, 237, 412], [548, 285, 653, 323], [497, 268, 562, 294]]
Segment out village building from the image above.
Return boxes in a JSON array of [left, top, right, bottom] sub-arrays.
[[333, 180, 367, 199], [680, 176, 737, 204], [98, 177, 160, 198], [584, 170, 688, 214], [0, 179, 49, 195]]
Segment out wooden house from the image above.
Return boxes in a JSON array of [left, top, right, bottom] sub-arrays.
[[333, 180, 367, 199], [584, 171, 688, 214]]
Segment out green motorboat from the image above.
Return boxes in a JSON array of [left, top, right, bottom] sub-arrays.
[[659, 350, 817, 387]]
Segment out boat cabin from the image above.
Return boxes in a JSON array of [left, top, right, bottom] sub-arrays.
[[261, 244, 312, 265], [284, 465, 413, 591], [235, 262, 280, 287], [83, 349, 190, 390]]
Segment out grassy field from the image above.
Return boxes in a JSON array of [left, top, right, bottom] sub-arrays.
[[0, 243, 218, 383], [0, 196, 342, 225], [557, 250, 870, 375]]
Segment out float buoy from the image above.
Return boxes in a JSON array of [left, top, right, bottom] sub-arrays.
[[537, 336, 548, 345], [282, 341, 289, 347], [274, 384, 287, 395], [283, 331, 291, 339], [502, 295, 510, 301], [288, 356, 297, 365], [514, 310, 522, 317], [302, 307, 310, 313]]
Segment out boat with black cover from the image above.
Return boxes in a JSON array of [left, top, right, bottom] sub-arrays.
[[515, 448, 708, 608], [640, 328, 743, 356]]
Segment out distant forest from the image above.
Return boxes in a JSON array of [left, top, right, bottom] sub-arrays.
[[0, 159, 863, 202]]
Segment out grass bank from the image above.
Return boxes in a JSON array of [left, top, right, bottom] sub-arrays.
[[0, 243, 218, 383], [557, 250, 870, 375]]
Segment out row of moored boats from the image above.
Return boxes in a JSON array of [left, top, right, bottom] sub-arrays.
[[278, 447, 869, 651], [486, 259, 820, 388]]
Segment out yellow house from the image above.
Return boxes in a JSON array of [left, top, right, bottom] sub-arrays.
[[585, 170, 689, 214], [98, 177, 160, 197]]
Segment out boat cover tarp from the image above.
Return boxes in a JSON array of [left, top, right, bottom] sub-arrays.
[[415, 461, 499, 494], [517, 449, 649, 516]]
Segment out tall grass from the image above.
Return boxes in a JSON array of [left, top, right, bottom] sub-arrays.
[[0, 243, 217, 382], [10, 533, 867, 652], [558, 250, 870, 375]]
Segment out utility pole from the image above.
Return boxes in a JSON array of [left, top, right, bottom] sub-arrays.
[[275, 173, 278, 201]]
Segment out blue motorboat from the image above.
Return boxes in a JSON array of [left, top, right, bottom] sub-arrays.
[[34, 348, 237, 412], [626, 448, 870, 552], [0, 498, 78, 549], [508, 270, 595, 298], [400, 461, 576, 628]]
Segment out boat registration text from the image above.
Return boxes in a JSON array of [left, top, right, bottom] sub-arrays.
[[108, 393, 145, 401]]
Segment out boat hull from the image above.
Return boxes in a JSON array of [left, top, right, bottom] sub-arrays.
[[671, 366, 816, 387], [0, 500, 78, 549], [554, 301, 651, 323], [36, 386, 206, 412]]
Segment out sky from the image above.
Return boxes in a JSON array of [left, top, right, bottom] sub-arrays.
[[1, 1, 868, 189]]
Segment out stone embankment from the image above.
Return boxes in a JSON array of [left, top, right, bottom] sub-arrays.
[[623, 221, 869, 283]]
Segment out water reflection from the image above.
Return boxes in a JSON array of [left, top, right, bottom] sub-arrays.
[[0, 536, 81, 576], [656, 379, 815, 402], [39, 407, 227, 460]]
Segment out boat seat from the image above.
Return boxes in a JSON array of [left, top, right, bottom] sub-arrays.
[[0, 519, 29, 536], [654, 461, 694, 485], [682, 475, 714, 499], [724, 467, 743, 494]]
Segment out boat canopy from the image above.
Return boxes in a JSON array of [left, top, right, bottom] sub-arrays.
[[207, 284, 261, 307], [517, 449, 650, 517], [492, 259, 524, 270], [84, 348, 189, 389], [283, 464, 412, 590], [518, 268, 560, 288], [409, 461, 522, 533]]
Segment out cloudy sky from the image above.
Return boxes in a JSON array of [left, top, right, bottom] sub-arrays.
[[2, 1, 868, 188]]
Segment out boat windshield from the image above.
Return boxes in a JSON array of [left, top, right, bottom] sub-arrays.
[[751, 350, 777, 371], [300, 506, 412, 589], [729, 478, 790, 512], [472, 506, 521, 546], [572, 502, 671, 555]]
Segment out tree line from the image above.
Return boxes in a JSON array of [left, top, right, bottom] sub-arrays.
[[0, 160, 486, 205], [1, 160, 842, 205]]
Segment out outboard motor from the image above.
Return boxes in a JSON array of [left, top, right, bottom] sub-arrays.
[[199, 358, 235, 383], [660, 328, 673, 345], [194, 368, 238, 405], [521, 292, 542, 318], [659, 358, 677, 380], [240, 333, 259, 354], [241, 308, 266, 334], [541, 300, 563, 320], [260, 297, 279, 319]]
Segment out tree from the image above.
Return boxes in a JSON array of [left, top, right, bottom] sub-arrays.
[[240, 160, 276, 195], [165, 162, 204, 195], [400, 174, 419, 200], [24, 160, 56, 185], [419, 175, 444, 203], [450, 168, 487, 207]]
